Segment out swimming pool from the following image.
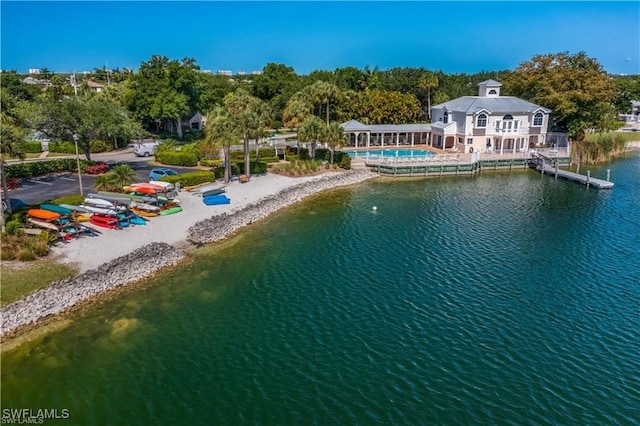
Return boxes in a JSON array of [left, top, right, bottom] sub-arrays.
[[348, 149, 435, 158]]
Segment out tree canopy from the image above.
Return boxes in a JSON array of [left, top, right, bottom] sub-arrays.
[[503, 51, 618, 140]]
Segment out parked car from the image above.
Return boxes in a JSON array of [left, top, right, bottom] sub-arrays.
[[149, 168, 178, 181], [134, 141, 160, 157]]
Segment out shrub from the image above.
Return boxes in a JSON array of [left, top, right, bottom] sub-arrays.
[[233, 161, 268, 175], [160, 170, 215, 187], [199, 159, 224, 168], [5, 220, 23, 235], [17, 249, 36, 261], [155, 151, 198, 167], [6, 177, 20, 190], [24, 141, 43, 153], [85, 162, 110, 175], [90, 140, 111, 153], [48, 141, 76, 154]]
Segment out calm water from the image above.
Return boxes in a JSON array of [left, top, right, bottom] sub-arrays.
[[2, 156, 640, 425], [348, 149, 435, 158]]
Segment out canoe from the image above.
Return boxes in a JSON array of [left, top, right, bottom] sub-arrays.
[[201, 188, 226, 198], [60, 204, 93, 214], [149, 180, 175, 190], [80, 205, 124, 215], [189, 182, 226, 194], [83, 197, 115, 208], [124, 186, 159, 196], [203, 194, 231, 206], [159, 206, 183, 216], [129, 214, 147, 226], [87, 193, 132, 206], [131, 202, 160, 212], [73, 213, 92, 223], [27, 217, 60, 231], [98, 191, 152, 203], [129, 182, 165, 190], [27, 209, 61, 221], [40, 203, 73, 217], [131, 207, 159, 217], [90, 214, 128, 229]]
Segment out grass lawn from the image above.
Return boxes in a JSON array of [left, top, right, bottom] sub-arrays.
[[1, 260, 77, 306]]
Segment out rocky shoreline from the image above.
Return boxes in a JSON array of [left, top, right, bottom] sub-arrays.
[[188, 171, 376, 245], [1, 170, 376, 337]]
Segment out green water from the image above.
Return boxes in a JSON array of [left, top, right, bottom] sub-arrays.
[[2, 157, 640, 425]]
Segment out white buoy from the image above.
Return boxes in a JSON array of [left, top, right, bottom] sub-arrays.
[[372, 206, 377, 211]]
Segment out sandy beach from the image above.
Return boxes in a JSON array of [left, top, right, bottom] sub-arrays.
[[52, 172, 346, 273]]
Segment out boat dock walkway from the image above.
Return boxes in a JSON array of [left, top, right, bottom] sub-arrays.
[[532, 153, 614, 189]]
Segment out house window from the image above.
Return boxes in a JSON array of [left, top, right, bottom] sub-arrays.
[[476, 113, 487, 127], [486, 138, 492, 147], [458, 137, 463, 144], [443, 111, 449, 124], [503, 114, 513, 120], [488, 89, 497, 94], [533, 112, 543, 126], [467, 138, 473, 145], [514, 121, 519, 130]]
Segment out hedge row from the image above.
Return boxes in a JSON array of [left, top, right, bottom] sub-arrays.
[[5, 159, 98, 179], [229, 148, 276, 160], [284, 148, 351, 169], [23, 141, 44, 153], [155, 151, 198, 167], [48, 140, 111, 154], [160, 171, 215, 187]]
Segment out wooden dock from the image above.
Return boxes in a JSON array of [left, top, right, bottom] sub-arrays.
[[537, 163, 614, 188], [531, 153, 614, 189]]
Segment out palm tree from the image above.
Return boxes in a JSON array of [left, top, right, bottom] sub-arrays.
[[324, 121, 347, 164], [108, 164, 136, 188], [282, 93, 313, 155], [204, 106, 241, 184], [309, 81, 341, 125], [298, 116, 325, 160], [0, 90, 26, 219], [224, 89, 270, 181], [419, 71, 439, 121]]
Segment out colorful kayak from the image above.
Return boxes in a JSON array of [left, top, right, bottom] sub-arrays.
[[203, 194, 231, 205], [129, 214, 147, 226], [87, 193, 132, 206], [84, 197, 115, 208], [27, 217, 60, 231], [60, 204, 93, 214], [90, 214, 126, 229], [40, 203, 73, 217], [27, 209, 61, 221], [131, 207, 159, 218], [159, 206, 183, 216], [149, 180, 175, 190]]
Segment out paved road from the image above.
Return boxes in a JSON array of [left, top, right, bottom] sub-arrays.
[[4, 150, 201, 207]]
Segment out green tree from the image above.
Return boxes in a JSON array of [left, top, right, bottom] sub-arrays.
[[0, 90, 26, 217], [503, 51, 618, 141], [323, 121, 347, 164], [419, 71, 439, 121], [309, 80, 341, 125], [298, 115, 325, 159], [223, 89, 270, 180], [125, 55, 201, 138], [203, 106, 242, 183]]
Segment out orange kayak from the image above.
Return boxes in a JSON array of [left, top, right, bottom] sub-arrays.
[[129, 183, 165, 190], [27, 209, 61, 221]]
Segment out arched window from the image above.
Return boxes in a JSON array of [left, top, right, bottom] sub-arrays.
[[488, 89, 497, 95], [443, 111, 449, 124], [476, 113, 487, 127], [503, 114, 513, 120], [533, 112, 543, 126]]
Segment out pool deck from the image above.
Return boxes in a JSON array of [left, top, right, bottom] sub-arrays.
[[351, 146, 573, 177]]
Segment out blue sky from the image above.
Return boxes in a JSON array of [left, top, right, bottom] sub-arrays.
[[1, 1, 639, 75]]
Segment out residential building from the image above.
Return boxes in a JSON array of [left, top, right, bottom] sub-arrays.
[[340, 80, 552, 154], [430, 80, 551, 154]]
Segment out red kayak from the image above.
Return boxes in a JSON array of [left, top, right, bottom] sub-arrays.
[[90, 214, 119, 229]]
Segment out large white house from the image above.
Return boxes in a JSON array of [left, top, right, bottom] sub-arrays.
[[430, 79, 551, 154], [340, 79, 552, 154]]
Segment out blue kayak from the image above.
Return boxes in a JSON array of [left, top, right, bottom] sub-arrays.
[[203, 194, 231, 205]]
